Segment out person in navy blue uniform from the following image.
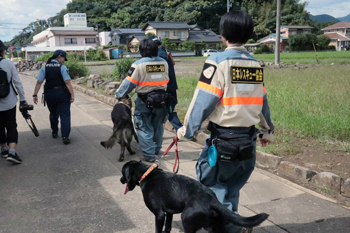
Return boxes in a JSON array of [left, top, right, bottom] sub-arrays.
[[152, 37, 183, 131], [32, 50, 74, 144]]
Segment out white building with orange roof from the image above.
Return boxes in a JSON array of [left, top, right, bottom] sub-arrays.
[[322, 22, 350, 51]]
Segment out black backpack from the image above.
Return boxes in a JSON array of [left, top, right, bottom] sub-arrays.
[[0, 58, 14, 99]]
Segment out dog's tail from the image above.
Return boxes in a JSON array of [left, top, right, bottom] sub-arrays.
[[100, 129, 118, 149], [210, 203, 269, 228]]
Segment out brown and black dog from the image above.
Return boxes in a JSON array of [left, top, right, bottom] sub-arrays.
[[100, 95, 138, 161], [121, 160, 269, 233]]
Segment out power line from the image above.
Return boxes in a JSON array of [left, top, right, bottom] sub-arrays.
[[0, 28, 24, 30], [0, 22, 29, 25]]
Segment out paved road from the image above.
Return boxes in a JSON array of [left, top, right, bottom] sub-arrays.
[[0, 74, 349, 233]]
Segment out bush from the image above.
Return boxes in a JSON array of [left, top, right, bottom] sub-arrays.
[[179, 41, 195, 50], [317, 35, 332, 50], [103, 44, 128, 51], [65, 60, 89, 79], [67, 52, 85, 61], [254, 48, 262, 54], [114, 57, 136, 80], [35, 52, 53, 62], [261, 44, 273, 53], [288, 34, 318, 51], [162, 37, 172, 50]]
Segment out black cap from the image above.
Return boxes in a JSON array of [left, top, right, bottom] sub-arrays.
[[0, 40, 8, 50], [53, 50, 68, 61]]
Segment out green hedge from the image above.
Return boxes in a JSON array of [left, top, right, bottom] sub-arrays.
[[65, 60, 89, 79], [113, 57, 136, 81]]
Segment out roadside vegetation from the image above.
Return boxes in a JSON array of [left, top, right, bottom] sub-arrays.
[[35, 52, 91, 79], [254, 51, 350, 65]]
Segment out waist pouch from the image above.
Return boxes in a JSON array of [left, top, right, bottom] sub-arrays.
[[212, 133, 255, 162], [138, 90, 168, 108]]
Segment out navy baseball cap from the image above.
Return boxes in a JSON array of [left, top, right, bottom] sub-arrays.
[[53, 50, 68, 61]]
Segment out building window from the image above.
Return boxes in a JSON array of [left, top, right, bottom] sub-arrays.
[[64, 38, 77, 44], [173, 31, 176, 36], [161, 31, 169, 38], [85, 38, 96, 44], [177, 31, 185, 39]]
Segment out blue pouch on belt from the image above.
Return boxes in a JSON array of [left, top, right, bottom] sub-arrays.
[[208, 144, 217, 167]]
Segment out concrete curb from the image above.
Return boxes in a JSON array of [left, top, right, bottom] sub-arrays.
[[21, 72, 349, 200]]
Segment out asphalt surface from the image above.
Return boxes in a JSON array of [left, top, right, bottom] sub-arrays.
[[0, 74, 349, 233]]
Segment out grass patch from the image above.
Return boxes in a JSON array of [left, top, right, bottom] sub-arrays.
[[264, 65, 350, 141], [317, 185, 332, 195], [254, 51, 350, 65], [176, 74, 199, 120]]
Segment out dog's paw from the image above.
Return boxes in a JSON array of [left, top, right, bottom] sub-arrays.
[[118, 156, 125, 162]]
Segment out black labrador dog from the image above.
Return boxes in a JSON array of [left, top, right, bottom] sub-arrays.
[[120, 160, 269, 233], [100, 95, 138, 161]]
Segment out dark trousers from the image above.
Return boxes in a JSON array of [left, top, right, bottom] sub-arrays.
[[0, 106, 18, 144], [45, 88, 71, 138], [167, 90, 183, 131]]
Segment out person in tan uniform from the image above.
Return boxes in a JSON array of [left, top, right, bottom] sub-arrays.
[[115, 39, 169, 162], [177, 11, 274, 233]]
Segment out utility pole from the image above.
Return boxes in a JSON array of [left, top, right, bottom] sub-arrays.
[[275, 0, 281, 65], [227, 0, 233, 12]]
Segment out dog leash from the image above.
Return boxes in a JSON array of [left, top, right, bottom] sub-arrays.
[[137, 137, 179, 187], [158, 136, 179, 174]]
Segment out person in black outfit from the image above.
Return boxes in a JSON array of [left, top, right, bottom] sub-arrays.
[[0, 40, 28, 164], [32, 50, 74, 144], [152, 37, 183, 131]]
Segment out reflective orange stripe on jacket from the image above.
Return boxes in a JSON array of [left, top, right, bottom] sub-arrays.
[[127, 76, 139, 85], [221, 96, 263, 105], [138, 80, 169, 86], [127, 76, 169, 87], [197, 81, 223, 96]]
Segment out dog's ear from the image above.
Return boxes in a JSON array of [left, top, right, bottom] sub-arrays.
[[124, 165, 133, 183]]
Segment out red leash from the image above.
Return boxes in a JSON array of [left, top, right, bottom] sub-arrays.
[[161, 136, 179, 174]]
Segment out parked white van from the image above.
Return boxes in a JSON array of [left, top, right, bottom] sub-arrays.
[[203, 49, 218, 57]]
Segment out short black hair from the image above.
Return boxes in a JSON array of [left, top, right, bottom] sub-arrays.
[[139, 39, 158, 57], [220, 10, 254, 44], [153, 39, 162, 46]]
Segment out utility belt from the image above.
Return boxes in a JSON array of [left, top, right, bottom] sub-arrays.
[[42, 84, 69, 106], [138, 89, 169, 108], [44, 84, 67, 91], [208, 122, 257, 163]]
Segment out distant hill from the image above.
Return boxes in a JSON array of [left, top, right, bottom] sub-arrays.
[[309, 14, 340, 23], [337, 14, 350, 22]]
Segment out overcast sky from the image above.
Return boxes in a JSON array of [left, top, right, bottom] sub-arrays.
[[0, 0, 349, 43], [306, 0, 350, 17], [0, 0, 70, 43]]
